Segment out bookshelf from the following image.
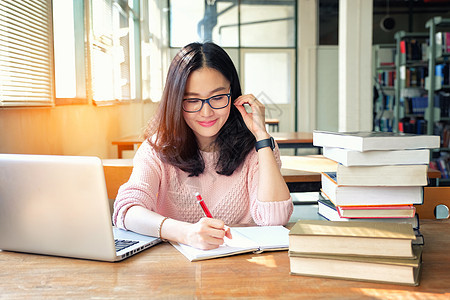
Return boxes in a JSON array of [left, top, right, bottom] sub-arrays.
[[393, 31, 429, 134], [425, 17, 450, 135], [372, 44, 396, 132], [425, 17, 450, 182]]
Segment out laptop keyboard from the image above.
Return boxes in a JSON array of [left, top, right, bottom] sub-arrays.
[[115, 239, 139, 252]]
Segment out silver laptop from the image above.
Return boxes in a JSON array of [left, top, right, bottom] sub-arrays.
[[0, 153, 160, 262]]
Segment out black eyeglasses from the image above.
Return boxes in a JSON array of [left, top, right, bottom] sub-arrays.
[[182, 92, 231, 113]]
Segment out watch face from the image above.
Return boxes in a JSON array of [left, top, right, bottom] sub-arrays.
[[270, 137, 275, 149]]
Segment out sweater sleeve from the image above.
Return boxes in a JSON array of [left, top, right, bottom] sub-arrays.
[[247, 144, 293, 226], [112, 141, 162, 229]]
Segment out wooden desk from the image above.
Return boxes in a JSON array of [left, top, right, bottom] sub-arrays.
[[102, 156, 334, 194], [281, 155, 336, 192], [101, 157, 323, 194], [112, 132, 317, 158], [273, 131, 313, 147], [272, 132, 319, 155], [102, 156, 441, 194], [1, 219, 448, 298], [265, 118, 279, 132], [112, 136, 143, 158]]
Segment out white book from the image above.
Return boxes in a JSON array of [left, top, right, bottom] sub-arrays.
[[321, 172, 424, 206], [323, 147, 430, 167], [335, 164, 428, 186], [313, 130, 440, 152], [171, 226, 289, 262]]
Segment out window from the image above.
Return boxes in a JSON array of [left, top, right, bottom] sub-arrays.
[[53, 0, 86, 104], [169, 0, 297, 131], [169, 0, 295, 48], [90, 0, 140, 103], [1, 0, 160, 108], [53, 0, 77, 98], [141, 0, 169, 102], [170, 0, 239, 47], [239, 2, 295, 48], [0, 0, 54, 107]]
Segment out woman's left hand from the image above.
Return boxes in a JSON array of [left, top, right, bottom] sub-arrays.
[[234, 94, 270, 140]]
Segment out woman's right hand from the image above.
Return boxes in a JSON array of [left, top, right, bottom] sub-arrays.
[[184, 218, 232, 250]]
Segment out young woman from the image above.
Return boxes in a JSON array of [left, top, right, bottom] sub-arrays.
[[113, 42, 292, 250]]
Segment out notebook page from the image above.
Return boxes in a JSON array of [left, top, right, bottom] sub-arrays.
[[171, 230, 259, 261], [223, 228, 261, 248], [171, 226, 289, 261], [231, 226, 289, 250]]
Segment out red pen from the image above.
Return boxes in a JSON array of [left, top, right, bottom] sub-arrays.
[[195, 192, 232, 239], [195, 192, 213, 218]]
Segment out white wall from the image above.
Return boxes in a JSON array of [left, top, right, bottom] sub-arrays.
[[297, 0, 317, 132], [338, 0, 373, 131], [298, 0, 374, 132], [316, 46, 339, 131]]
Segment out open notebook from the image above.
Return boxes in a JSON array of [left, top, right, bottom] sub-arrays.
[[171, 226, 289, 261]]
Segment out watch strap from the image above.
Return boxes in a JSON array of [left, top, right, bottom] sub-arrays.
[[255, 137, 275, 152]]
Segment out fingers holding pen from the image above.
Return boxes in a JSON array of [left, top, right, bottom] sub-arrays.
[[187, 218, 232, 250]]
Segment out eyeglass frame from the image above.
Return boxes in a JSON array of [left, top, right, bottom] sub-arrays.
[[182, 91, 231, 113]]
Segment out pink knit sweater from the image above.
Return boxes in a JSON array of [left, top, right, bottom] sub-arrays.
[[113, 140, 293, 228]]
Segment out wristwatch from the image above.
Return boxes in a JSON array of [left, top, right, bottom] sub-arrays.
[[255, 137, 275, 152]]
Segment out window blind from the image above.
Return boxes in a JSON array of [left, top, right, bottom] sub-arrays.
[[0, 0, 54, 107]]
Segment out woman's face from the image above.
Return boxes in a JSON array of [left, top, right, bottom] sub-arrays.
[[182, 67, 231, 151]]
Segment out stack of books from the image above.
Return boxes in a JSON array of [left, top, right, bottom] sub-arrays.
[[312, 131, 441, 244], [289, 220, 422, 285]]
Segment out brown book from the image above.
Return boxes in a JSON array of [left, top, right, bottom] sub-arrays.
[[289, 245, 422, 286], [289, 220, 416, 258]]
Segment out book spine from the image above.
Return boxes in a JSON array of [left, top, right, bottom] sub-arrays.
[[446, 32, 450, 53], [337, 205, 415, 219]]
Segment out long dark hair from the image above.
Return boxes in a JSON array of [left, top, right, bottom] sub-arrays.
[[145, 42, 255, 176]]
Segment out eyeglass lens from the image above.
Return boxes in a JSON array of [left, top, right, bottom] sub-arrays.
[[183, 94, 230, 112]]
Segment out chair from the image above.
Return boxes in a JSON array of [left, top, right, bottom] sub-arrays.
[[102, 159, 133, 214], [415, 187, 450, 219]]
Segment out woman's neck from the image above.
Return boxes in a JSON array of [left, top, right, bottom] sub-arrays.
[[199, 142, 216, 152], [196, 136, 217, 152]]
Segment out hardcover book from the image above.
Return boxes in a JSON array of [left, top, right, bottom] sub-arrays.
[[171, 226, 289, 262], [321, 172, 424, 206], [413, 228, 424, 246], [313, 130, 440, 152], [335, 164, 428, 186], [289, 245, 422, 286], [317, 198, 420, 229], [289, 220, 417, 258], [322, 147, 430, 167], [336, 204, 416, 219]]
